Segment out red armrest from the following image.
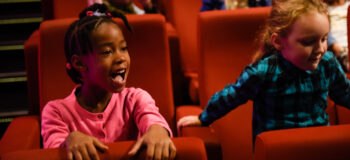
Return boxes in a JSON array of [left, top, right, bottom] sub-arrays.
[[0, 116, 41, 155], [254, 124, 350, 160], [176, 106, 222, 160], [2, 137, 207, 160], [336, 105, 350, 124]]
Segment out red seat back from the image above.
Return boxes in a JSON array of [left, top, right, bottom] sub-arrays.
[[39, 14, 175, 132], [197, 7, 271, 159], [2, 137, 207, 160], [167, 0, 202, 76], [254, 124, 350, 160]]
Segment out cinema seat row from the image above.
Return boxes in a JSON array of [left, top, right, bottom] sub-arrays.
[[1, 1, 350, 159]]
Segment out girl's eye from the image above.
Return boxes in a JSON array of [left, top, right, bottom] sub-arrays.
[[301, 40, 314, 46], [321, 36, 328, 43], [102, 50, 112, 55], [121, 46, 128, 52]]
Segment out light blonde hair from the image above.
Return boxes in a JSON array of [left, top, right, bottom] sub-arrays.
[[253, 0, 329, 62]]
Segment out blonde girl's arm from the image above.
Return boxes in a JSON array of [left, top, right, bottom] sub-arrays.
[[177, 115, 202, 133]]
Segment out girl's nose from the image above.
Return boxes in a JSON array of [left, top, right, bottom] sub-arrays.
[[115, 56, 126, 65], [314, 40, 326, 54], [114, 51, 127, 64]]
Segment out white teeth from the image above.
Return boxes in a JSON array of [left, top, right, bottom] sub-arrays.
[[116, 69, 125, 74]]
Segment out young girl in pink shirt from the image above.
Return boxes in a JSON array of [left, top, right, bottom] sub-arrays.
[[41, 4, 175, 160]]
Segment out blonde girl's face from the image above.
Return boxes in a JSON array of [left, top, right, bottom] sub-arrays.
[[278, 11, 329, 71], [82, 22, 130, 93]]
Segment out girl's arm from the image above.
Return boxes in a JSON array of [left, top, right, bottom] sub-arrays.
[[129, 89, 176, 159], [128, 124, 176, 159], [64, 131, 108, 160], [178, 64, 264, 128], [128, 89, 175, 159], [199, 65, 263, 126], [41, 102, 71, 148], [41, 102, 108, 160], [328, 52, 350, 108]]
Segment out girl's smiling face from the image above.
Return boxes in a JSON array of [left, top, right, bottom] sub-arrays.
[[277, 11, 329, 71], [81, 22, 130, 93]]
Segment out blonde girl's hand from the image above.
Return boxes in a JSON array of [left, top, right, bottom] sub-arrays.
[[128, 124, 176, 160], [176, 115, 202, 133], [65, 131, 109, 160]]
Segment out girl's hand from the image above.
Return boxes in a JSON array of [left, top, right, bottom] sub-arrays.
[[65, 131, 109, 160], [177, 115, 202, 133], [128, 125, 176, 160]]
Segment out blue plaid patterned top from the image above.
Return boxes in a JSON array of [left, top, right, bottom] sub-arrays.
[[199, 51, 350, 139]]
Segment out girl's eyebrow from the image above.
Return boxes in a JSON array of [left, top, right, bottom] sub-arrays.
[[96, 39, 126, 47], [297, 32, 329, 40]]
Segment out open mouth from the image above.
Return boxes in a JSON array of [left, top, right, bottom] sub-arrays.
[[111, 69, 126, 81]]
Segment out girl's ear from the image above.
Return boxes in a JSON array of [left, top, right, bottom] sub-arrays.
[[71, 54, 86, 72], [271, 33, 283, 50]]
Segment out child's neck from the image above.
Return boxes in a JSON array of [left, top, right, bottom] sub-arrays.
[[77, 85, 112, 113]]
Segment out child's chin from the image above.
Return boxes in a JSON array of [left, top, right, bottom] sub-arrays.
[[306, 64, 319, 71], [112, 86, 125, 93]]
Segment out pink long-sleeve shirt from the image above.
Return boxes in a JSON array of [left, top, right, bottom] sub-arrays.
[[41, 87, 172, 148]]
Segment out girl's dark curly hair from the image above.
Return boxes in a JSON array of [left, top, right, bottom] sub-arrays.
[[64, 3, 132, 84]]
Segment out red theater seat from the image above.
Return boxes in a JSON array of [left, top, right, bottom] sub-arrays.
[[26, 0, 183, 109], [177, 7, 343, 160], [177, 7, 271, 160], [254, 124, 350, 160], [2, 137, 207, 160], [166, 0, 203, 103]]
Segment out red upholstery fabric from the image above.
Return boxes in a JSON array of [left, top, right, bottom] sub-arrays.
[[326, 97, 337, 125], [176, 105, 202, 123], [197, 8, 270, 108], [166, 23, 184, 106], [176, 106, 222, 160], [2, 137, 207, 160], [38, 14, 175, 132], [254, 124, 350, 160], [167, 0, 202, 103], [167, 0, 202, 75], [336, 105, 350, 124], [197, 8, 270, 160], [0, 116, 40, 155]]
